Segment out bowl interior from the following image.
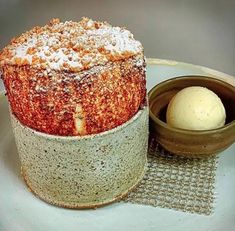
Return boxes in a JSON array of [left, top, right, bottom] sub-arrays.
[[149, 76, 235, 129]]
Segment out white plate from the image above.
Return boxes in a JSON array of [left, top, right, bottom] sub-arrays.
[[0, 59, 235, 231]]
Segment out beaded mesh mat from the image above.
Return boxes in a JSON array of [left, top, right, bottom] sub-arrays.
[[124, 138, 218, 215]]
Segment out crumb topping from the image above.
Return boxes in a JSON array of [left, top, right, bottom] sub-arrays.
[[0, 18, 143, 72]]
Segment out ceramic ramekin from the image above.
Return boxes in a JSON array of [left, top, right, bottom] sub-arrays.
[[10, 106, 148, 208]]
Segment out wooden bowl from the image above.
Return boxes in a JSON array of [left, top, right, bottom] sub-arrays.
[[149, 76, 235, 158]]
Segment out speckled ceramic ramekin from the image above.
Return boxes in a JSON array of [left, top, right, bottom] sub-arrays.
[[10, 106, 148, 208]]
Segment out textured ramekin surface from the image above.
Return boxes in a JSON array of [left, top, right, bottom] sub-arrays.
[[11, 106, 149, 208]]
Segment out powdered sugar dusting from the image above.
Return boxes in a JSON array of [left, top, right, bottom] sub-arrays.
[[1, 18, 143, 72]]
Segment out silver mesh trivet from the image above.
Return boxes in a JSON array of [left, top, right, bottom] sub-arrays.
[[124, 138, 218, 215]]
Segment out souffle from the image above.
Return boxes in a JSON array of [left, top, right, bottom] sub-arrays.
[[0, 18, 146, 136]]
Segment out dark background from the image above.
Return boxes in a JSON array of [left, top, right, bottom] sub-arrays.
[[1, 0, 235, 76]]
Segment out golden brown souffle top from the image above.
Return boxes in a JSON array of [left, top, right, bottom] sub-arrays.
[[0, 18, 146, 136], [0, 17, 143, 72]]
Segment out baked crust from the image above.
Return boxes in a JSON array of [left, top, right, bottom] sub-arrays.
[[2, 56, 146, 135], [0, 18, 146, 136]]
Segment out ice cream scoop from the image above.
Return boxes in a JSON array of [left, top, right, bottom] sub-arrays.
[[166, 86, 226, 130]]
